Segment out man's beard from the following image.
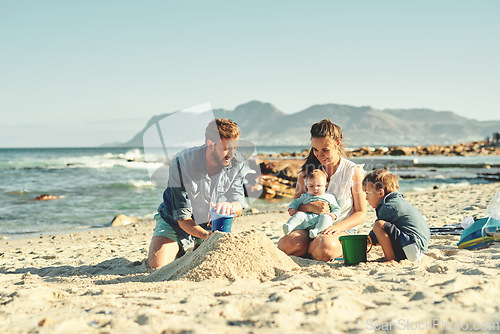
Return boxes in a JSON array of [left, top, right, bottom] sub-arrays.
[[211, 151, 230, 169]]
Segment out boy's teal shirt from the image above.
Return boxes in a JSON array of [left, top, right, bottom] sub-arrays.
[[375, 192, 430, 252]]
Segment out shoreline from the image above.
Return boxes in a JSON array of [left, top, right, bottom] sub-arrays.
[[1, 181, 498, 241]]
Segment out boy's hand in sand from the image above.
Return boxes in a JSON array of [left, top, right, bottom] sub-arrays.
[[288, 208, 296, 216]]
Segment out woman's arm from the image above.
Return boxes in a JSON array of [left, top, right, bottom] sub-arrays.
[[321, 166, 367, 234], [295, 171, 330, 214]]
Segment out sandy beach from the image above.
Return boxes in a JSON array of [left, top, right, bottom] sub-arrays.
[[1, 182, 499, 333]]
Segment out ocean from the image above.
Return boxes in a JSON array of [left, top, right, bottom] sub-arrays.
[[1, 147, 499, 238]]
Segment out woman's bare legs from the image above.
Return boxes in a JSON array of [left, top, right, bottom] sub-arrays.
[[308, 232, 346, 261], [277, 229, 310, 257]]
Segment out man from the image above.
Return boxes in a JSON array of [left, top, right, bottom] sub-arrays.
[[147, 118, 247, 269]]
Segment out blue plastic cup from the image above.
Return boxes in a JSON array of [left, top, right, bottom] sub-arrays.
[[209, 211, 236, 232]]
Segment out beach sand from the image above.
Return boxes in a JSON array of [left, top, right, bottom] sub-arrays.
[[1, 183, 499, 333]]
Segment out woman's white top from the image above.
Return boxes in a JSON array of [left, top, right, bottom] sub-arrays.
[[324, 157, 364, 233]]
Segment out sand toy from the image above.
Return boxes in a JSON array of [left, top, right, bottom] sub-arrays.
[[457, 190, 500, 249]]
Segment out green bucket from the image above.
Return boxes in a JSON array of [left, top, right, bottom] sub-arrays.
[[339, 235, 369, 265]]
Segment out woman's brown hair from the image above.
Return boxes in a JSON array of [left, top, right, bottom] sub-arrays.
[[302, 119, 347, 173]]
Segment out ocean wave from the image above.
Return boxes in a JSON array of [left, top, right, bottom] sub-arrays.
[[0, 149, 165, 171], [128, 179, 155, 188], [5, 189, 29, 196], [102, 179, 156, 189]]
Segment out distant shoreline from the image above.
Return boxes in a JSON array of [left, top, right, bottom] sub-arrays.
[[259, 140, 500, 159], [2, 139, 499, 157]]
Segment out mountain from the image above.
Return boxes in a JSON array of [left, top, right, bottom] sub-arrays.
[[118, 101, 500, 147], [215, 101, 286, 143]]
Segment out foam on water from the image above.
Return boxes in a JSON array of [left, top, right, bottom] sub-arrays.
[[0, 148, 160, 171], [128, 179, 155, 188]]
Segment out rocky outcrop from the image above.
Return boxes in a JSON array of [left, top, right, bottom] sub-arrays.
[[257, 159, 303, 200], [260, 141, 499, 159], [261, 175, 295, 199], [34, 194, 60, 201], [259, 161, 301, 180], [335, 141, 498, 157]]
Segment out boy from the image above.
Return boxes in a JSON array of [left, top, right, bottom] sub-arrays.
[[362, 169, 430, 262], [283, 169, 341, 238]]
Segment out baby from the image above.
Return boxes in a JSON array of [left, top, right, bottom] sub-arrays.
[[363, 168, 430, 262], [283, 169, 341, 238]]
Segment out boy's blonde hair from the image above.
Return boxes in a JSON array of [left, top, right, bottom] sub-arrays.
[[363, 169, 399, 194], [306, 169, 327, 182]]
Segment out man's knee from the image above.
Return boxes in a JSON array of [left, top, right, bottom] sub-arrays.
[[147, 236, 179, 269]]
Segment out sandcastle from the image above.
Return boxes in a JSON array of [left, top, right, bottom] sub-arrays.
[[146, 230, 299, 282]]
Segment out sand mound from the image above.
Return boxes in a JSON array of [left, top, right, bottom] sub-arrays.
[[146, 230, 299, 282]]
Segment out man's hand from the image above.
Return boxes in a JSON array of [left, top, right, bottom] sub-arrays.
[[178, 219, 212, 240], [288, 208, 296, 216], [211, 202, 235, 216], [200, 230, 212, 240]]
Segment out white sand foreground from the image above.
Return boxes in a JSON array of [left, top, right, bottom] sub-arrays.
[[1, 183, 500, 333]]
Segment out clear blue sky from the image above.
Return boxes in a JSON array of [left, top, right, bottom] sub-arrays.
[[1, 1, 499, 147]]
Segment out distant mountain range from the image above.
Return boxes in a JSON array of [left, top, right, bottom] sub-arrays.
[[118, 101, 500, 147]]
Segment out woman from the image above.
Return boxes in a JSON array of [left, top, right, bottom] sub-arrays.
[[278, 119, 367, 261]]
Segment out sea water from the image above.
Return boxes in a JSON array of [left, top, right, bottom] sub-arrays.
[[0, 147, 498, 237], [0, 148, 164, 237]]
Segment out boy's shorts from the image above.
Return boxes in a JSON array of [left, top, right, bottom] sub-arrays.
[[152, 213, 208, 249], [369, 222, 408, 261]]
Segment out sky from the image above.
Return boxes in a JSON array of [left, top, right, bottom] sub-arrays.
[[1, 1, 499, 147]]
